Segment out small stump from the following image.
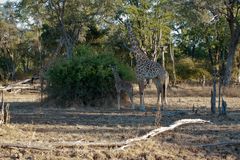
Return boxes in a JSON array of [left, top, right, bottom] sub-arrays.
[[1, 102, 10, 124]]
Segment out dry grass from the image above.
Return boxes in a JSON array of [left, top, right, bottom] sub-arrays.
[[137, 83, 240, 98], [0, 85, 240, 159]]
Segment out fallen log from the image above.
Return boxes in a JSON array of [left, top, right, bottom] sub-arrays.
[[15, 79, 32, 85], [0, 119, 210, 151], [0, 79, 32, 91], [2, 86, 33, 91], [0, 143, 51, 151]]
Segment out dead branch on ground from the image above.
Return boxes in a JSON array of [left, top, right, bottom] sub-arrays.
[[116, 119, 210, 150], [0, 119, 210, 151], [0, 143, 51, 151], [0, 78, 33, 92]]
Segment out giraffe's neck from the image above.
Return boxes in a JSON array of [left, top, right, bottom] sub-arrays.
[[112, 70, 121, 82], [135, 51, 149, 64], [125, 20, 149, 63]]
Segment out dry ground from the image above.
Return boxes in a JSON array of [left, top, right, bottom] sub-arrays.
[[0, 85, 240, 159]]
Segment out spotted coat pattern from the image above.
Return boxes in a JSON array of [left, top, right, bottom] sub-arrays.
[[110, 65, 134, 110], [125, 20, 169, 110]]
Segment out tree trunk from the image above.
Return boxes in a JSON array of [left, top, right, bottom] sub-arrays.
[[207, 44, 217, 114], [201, 75, 206, 87], [1, 91, 3, 108], [64, 39, 73, 59], [218, 53, 225, 115], [218, 80, 222, 114], [55, 37, 64, 56], [169, 42, 176, 85], [151, 29, 162, 62], [148, 30, 162, 86], [162, 48, 165, 69], [211, 89, 216, 114], [1, 91, 10, 124], [60, 21, 74, 59], [11, 63, 16, 80], [51, 0, 74, 59], [221, 97, 227, 115], [224, 49, 235, 85], [224, 14, 240, 85], [211, 68, 217, 114], [191, 44, 195, 59], [26, 58, 29, 72], [238, 68, 240, 84], [3, 103, 10, 124]]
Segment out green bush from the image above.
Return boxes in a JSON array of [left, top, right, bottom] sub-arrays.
[[0, 56, 13, 81], [74, 44, 97, 57], [176, 58, 211, 80], [45, 52, 135, 105]]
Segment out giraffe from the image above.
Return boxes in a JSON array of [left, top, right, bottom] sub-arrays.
[[125, 20, 169, 111], [109, 64, 135, 110]]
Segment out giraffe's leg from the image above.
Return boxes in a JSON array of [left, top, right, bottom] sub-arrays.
[[117, 92, 121, 110], [138, 80, 146, 111], [163, 82, 168, 105], [161, 84, 165, 111], [128, 91, 135, 110], [153, 78, 162, 111], [163, 76, 169, 106]]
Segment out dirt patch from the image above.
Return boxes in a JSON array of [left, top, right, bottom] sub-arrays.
[[0, 86, 240, 159]]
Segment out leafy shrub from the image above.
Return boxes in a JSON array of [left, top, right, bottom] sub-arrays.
[[74, 44, 97, 57], [191, 68, 211, 80], [0, 56, 13, 81], [176, 58, 211, 80], [45, 52, 135, 105], [232, 67, 240, 81]]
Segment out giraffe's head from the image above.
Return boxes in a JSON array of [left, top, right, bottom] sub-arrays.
[[109, 64, 121, 81], [125, 20, 139, 48], [125, 19, 149, 61]]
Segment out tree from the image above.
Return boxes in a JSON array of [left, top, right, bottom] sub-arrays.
[[174, 0, 240, 84], [223, 0, 240, 85], [172, 0, 232, 114], [115, 0, 173, 63], [0, 17, 19, 80]]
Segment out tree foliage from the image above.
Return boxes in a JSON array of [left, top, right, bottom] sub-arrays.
[[46, 45, 135, 105], [0, 0, 240, 88]]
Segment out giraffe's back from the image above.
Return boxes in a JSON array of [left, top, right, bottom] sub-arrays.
[[136, 60, 167, 80], [116, 80, 133, 93]]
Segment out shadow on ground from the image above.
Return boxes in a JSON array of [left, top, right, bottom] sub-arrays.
[[8, 102, 240, 127]]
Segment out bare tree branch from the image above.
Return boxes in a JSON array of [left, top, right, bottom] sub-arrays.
[[0, 119, 210, 151]]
